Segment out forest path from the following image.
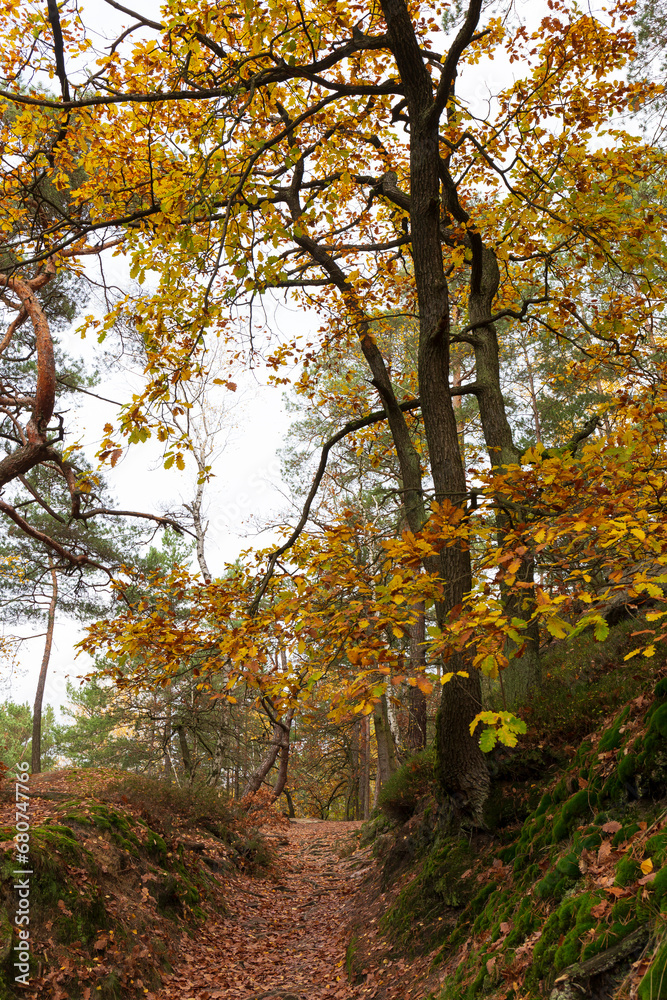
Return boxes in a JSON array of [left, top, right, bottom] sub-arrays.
[[154, 819, 375, 1000]]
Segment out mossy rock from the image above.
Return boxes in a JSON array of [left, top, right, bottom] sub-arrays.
[[359, 813, 392, 847], [381, 837, 475, 953], [650, 703, 667, 739], [613, 823, 641, 848], [58, 896, 110, 945], [556, 852, 582, 881], [536, 869, 572, 902], [59, 811, 93, 827], [89, 805, 139, 843], [615, 856, 641, 887]]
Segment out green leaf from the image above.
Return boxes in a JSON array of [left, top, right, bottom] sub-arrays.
[[479, 728, 497, 752], [593, 618, 609, 642]]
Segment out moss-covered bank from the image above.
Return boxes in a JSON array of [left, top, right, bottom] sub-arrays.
[[365, 674, 667, 1000], [0, 773, 270, 999]]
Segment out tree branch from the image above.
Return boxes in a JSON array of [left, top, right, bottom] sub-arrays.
[[0, 499, 108, 573], [250, 397, 421, 613]]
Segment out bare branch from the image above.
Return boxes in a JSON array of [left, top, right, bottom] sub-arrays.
[[250, 397, 421, 613]]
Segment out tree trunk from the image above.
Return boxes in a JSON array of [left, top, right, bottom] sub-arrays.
[[378, 0, 489, 824], [282, 787, 296, 818], [407, 602, 427, 751], [176, 724, 193, 778], [207, 719, 226, 786], [187, 469, 212, 582], [360, 714, 371, 821], [374, 694, 398, 791], [348, 721, 360, 820], [271, 707, 294, 800], [164, 701, 174, 783], [467, 244, 541, 708], [242, 705, 294, 799], [32, 555, 57, 774]]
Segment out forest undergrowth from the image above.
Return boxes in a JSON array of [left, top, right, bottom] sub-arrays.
[[1, 619, 666, 1000]]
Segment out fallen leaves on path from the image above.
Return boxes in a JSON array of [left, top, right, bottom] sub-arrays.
[[152, 821, 373, 1000], [152, 819, 447, 1000]]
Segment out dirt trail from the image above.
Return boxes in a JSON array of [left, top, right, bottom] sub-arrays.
[[154, 820, 374, 1000]]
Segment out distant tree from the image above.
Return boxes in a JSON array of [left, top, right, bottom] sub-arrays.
[[0, 701, 58, 770]]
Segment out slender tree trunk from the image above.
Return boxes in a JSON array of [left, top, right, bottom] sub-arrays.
[[186, 468, 212, 582], [519, 334, 543, 445], [379, 0, 490, 824], [32, 555, 57, 774], [468, 247, 541, 708], [272, 708, 294, 800], [164, 701, 175, 783], [386, 693, 402, 761], [452, 347, 465, 453], [349, 720, 360, 820], [207, 719, 226, 786], [374, 694, 398, 791], [282, 787, 296, 818], [360, 714, 371, 820], [242, 705, 294, 799], [176, 724, 193, 779], [407, 602, 427, 751]]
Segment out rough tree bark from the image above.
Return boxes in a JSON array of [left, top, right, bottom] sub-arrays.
[[379, 0, 490, 822]]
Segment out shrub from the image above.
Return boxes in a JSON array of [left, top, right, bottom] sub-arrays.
[[108, 775, 241, 841], [377, 748, 436, 821]]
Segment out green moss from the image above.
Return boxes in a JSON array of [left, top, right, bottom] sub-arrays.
[[639, 942, 667, 1000], [599, 707, 630, 751], [615, 856, 641, 887], [382, 837, 475, 953], [618, 753, 638, 783], [563, 789, 594, 822], [555, 924, 590, 970], [505, 901, 538, 949], [145, 829, 167, 860], [652, 865, 667, 904], [467, 883, 496, 917], [610, 897, 634, 922], [613, 823, 640, 848], [552, 779, 568, 803], [650, 704, 667, 739], [556, 851, 582, 880], [535, 870, 571, 901], [536, 794, 552, 816], [60, 812, 93, 827], [646, 835, 667, 864]]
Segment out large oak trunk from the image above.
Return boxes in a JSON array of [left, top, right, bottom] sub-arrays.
[[379, 0, 489, 823]]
